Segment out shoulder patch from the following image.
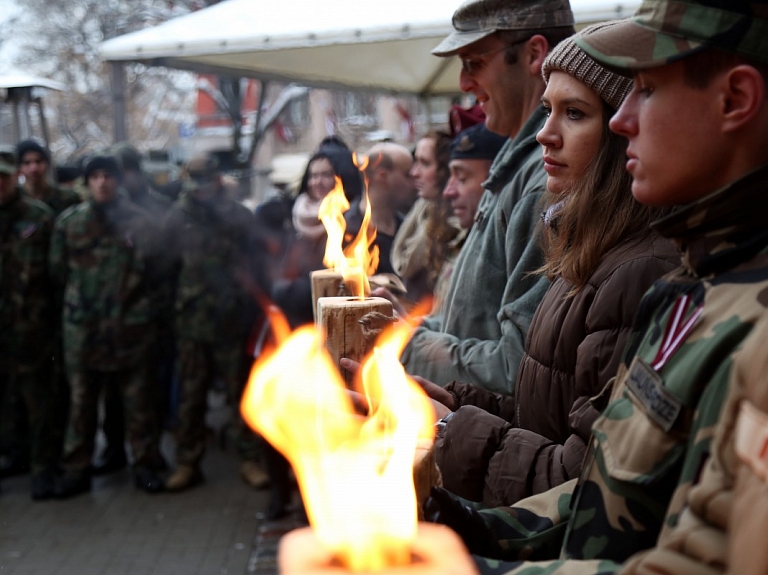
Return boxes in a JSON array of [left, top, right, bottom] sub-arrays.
[[20, 223, 38, 238]]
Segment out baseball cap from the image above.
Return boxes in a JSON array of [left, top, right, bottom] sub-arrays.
[[450, 124, 508, 161], [432, 0, 574, 57], [575, 0, 768, 73]]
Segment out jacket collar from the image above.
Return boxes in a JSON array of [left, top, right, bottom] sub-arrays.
[[652, 163, 768, 277], [0, 187, 22, 210], [484, 106, 547, 195]]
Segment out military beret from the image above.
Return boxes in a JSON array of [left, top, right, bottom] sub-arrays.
[[450, 123, 508, 161]]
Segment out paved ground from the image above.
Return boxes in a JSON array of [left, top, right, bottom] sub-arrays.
[[0, 392, 307, 575]]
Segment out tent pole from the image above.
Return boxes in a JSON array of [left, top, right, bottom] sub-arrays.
[[423, 96, 433, 130], [36, 97, 52, 149], [246, 79, 270, 167], [419, 58, 454, 100], [11, 98, 21, 143], [20, 90, 33, 140], [110, 62, 128, 143]]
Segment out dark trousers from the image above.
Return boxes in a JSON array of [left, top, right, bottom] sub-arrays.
[[174, 339, 261, 466], [62, 363, 162, 473]]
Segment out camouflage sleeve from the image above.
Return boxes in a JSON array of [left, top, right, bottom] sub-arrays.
[[48, 216, 68, 288], [475, 558, 621, 575], [476, 480, 577, 562]]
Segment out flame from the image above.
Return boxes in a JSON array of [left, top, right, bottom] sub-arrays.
[[317, 155, 379, 299], [241, 315, 435, 572]]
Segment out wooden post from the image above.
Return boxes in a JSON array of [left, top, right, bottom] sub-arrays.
[[413, 440, 441, 521], [316, 296, 393, 387], [310, 270, 347, 322]]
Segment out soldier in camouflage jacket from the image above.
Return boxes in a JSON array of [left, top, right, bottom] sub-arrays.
[[49, 155, 165, 497], [0, 154, 60, 499], [0, 144, 81, 482], [426, 3, 768, 574], [163, 155, 267, 492], [17, 140, 81, 215], [727, 317, 768, 575]]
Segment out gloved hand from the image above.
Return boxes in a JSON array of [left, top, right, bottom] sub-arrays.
[[424, 486, 505, 559]]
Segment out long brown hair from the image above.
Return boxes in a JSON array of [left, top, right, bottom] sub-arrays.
[[423, 131, 459, 285], [539, 102, 664, 293]]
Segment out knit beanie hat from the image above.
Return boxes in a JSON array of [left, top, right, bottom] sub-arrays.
[[111, 142, 142, 172], [16, 140, 49, 166], [542, 20, 634, 110], [83, 154, 121, 182]]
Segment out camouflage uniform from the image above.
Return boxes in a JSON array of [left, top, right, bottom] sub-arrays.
[[0, 188, 58, 476], [99, 181, 173, 463], [459, 3, 768, 573], [164, 187, 264, 467], [470, 163, 768, 575], [727, 319, 768, 575], [23, 181, 81, 216], [2, 182, 81, 468], [49, 196, 164, 473]]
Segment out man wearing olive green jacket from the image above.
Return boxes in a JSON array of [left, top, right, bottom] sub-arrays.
[[401, 0, 576, 395]]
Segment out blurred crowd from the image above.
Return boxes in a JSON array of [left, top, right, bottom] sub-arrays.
[[6, 0, 768, 574], [0, 109, 503, 522]]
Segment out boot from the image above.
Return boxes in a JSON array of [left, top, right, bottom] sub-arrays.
[[0, 453, 30, 479], [91, 445, 128, 476], [240, 460, 270, 490], [31, 470, 56, 501], [134, 468, 165, 494], [53, 472, 91, 499], [165, 464, 203, 492]]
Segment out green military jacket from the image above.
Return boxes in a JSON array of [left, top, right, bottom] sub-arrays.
[[0, 191, 55, 368], [401, 108, 550, 394], [49, 196, 161, 371], [24, 181, 81, 216], [164, 189, 261, 344], [121, 179, 172, 218], [479, 164, 768, 575]]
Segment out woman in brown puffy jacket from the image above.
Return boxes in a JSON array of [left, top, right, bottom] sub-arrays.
[[423, 23, 680, 508]]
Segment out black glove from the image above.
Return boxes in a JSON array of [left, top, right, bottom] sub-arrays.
[[424, 486, 505, 559]]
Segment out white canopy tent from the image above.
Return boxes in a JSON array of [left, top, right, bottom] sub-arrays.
[[101, 0, 640, 97]]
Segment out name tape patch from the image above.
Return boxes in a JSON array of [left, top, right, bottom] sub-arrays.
[[625, 357, 682, 432]]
